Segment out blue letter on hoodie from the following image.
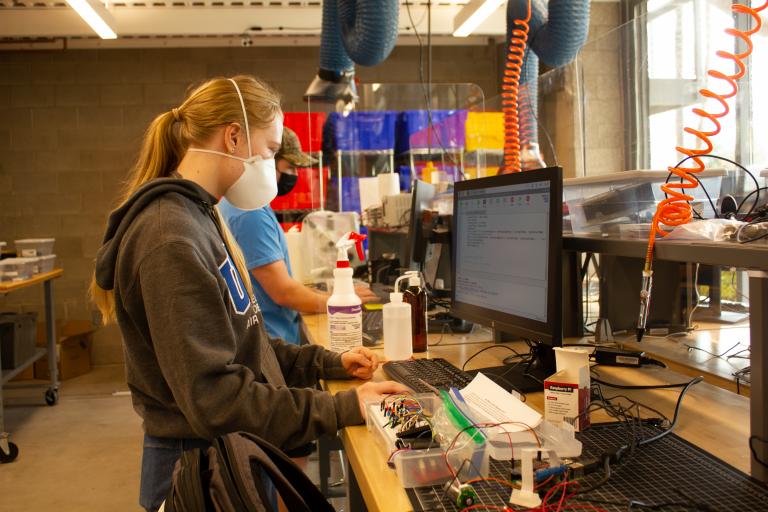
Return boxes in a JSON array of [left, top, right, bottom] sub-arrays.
[[218, 253, 250, 315]]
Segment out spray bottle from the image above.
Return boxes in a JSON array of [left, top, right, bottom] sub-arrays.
[[396, 271, 428, 353], [327, 232, 366, 353]]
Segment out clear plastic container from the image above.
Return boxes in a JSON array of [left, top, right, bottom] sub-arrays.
[[365, 394, 489, 488], [564, 170, 725, 235], [383, 292, 412, 361], [27, 254, 56, 274], [0, 258, 36, 280], [14, 238, 55, 257]]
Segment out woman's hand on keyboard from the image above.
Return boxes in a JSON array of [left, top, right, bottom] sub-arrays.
[[342, 346, 380, 380], [355, 381, 412, 418]]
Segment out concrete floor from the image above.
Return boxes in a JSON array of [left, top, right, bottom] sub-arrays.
[[1, 365, 143, 511], [0, 364, 345, 512]]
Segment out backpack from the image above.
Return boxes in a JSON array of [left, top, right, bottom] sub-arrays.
[[164, 432, 335, 512]]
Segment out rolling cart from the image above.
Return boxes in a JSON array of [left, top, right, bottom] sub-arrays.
[[0, 269, 63, 463]]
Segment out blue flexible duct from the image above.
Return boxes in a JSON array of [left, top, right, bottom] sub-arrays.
[[309, 0, 399, 102], [507, 0, 591, 149]]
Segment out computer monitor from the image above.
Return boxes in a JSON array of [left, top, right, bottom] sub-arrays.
[[407, 180, 436, 270], [451, 167, 563, 392]]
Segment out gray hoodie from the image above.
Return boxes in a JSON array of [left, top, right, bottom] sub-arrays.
[[94, 177, 363, 448]]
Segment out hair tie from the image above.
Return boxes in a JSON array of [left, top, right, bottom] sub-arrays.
[[171, 107, 181, 122]]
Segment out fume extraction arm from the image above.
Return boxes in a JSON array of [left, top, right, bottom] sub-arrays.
[[504, 0, 590, 172], [305, 0, 400, 104]]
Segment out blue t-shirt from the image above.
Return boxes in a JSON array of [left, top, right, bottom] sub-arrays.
[[218, 200, 301, 345]]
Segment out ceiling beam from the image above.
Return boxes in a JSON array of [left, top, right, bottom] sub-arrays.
[[0, 4, 506, 39]]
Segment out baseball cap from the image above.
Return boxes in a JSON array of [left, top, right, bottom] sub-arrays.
[[276, 127, 318, 168]]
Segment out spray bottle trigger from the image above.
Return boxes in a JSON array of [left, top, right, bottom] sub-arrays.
[[349, 232, 366, 261]]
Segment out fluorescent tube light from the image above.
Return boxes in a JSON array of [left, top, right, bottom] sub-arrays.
[[453, 0, 505, 38], [65, 0, 117, 39]]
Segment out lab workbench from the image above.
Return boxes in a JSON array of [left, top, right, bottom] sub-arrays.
[[303, 313, 753, 512], [0, 269, 62, 463], [563, 234, 768, 482]]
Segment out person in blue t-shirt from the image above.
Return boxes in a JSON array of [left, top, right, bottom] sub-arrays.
[[219, 127, 377, 345]]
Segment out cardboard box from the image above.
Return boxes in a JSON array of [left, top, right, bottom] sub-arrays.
[[10, 364, 35, 382], [544, 347, 591, 431], [34, 320, 94, 380]]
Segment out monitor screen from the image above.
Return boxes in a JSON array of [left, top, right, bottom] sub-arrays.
[[451, 167, 563, 345]]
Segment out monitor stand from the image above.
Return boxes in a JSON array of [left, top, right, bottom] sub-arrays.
[[465, 343, 556, 395]]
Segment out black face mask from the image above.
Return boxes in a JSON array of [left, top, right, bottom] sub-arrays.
[[277, 172, 299, 196]]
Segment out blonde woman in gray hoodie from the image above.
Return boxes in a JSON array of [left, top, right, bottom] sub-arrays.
[[91, 75, 407, 512]]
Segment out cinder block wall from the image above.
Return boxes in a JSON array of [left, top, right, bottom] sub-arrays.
[[0, 44, 499, 364]]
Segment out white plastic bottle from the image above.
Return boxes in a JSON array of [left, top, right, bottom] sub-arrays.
[[383, 292, 412, 361], [327, 232, 366, 353]]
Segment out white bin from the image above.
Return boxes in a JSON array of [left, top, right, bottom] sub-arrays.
[[14, 238, 55, 257]]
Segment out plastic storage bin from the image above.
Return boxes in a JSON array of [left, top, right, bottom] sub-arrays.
[[0, 312, 38, 369], [407, 110, 467, 151], [15, 238, 55, 257], [564, 170, 725, 235], [283, 112, 326, 153], [270, 167, 329, 211], [0, 258, 36, 280], [465, 112, 505, 151], [365, 394, 489, 488], [396, 110, 467, 154], [328, 111, 398, 152], [29, 254, 56, 274]]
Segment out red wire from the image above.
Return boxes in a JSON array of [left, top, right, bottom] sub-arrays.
[[501, 0, 532, 173], [644, 2, 767, 270]]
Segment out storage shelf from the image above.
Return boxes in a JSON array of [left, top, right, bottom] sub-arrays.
[[1, 348, 46, 386]]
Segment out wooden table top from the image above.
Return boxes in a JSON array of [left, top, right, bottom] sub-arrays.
[[0, 269, 63, 294], [302, 314, 751, 512]]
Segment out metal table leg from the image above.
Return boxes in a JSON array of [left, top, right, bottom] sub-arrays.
[[345, 453, 367, 512], [0, 338, 7, 457], [44, 280, 59, 403], [748, 271, 767, 482]]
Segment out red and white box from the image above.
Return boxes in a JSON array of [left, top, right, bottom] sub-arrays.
[[544, 347, 591, 431]]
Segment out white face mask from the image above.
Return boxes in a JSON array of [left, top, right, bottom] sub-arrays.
[[188, 78, 278, 211]]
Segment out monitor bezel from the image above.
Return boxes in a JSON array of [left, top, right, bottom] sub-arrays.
[[450, 167, 563, 346]]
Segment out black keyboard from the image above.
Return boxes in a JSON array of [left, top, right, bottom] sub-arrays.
[[383, 358, 474, 393], [362, 308, 383, 336]]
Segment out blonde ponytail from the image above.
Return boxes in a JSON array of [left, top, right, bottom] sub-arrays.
[[91, 75, 281, 323], [214, 205, 254, 298]]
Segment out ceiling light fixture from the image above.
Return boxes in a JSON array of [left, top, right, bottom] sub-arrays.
[[65, 0, 117, 39], [452, 0, 505, 38]]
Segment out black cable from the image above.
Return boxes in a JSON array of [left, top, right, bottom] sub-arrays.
[[637, 376, 703, 446], [737, 186, 768, 216], [590, 376, 700, 390], [736, 218, 768, 244], [404, 0, 464, 175], [749, 435, 768, 469], [461, 345, 527, 371], [575, 456, 612, 494], [665, 153, 760, 219]]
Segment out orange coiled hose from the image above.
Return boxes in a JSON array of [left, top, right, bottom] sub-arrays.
[[644, 1, 767, 271], [501, 0, 532, 173]]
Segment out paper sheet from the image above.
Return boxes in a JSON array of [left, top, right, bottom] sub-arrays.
[[460, 372, 542, 434]]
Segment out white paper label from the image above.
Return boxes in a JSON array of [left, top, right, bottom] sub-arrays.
[[328, 304, 362, 352]]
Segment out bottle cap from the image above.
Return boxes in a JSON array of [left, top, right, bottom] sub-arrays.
[[409, 275, 420, 287], [390, 292, 403, 303]]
